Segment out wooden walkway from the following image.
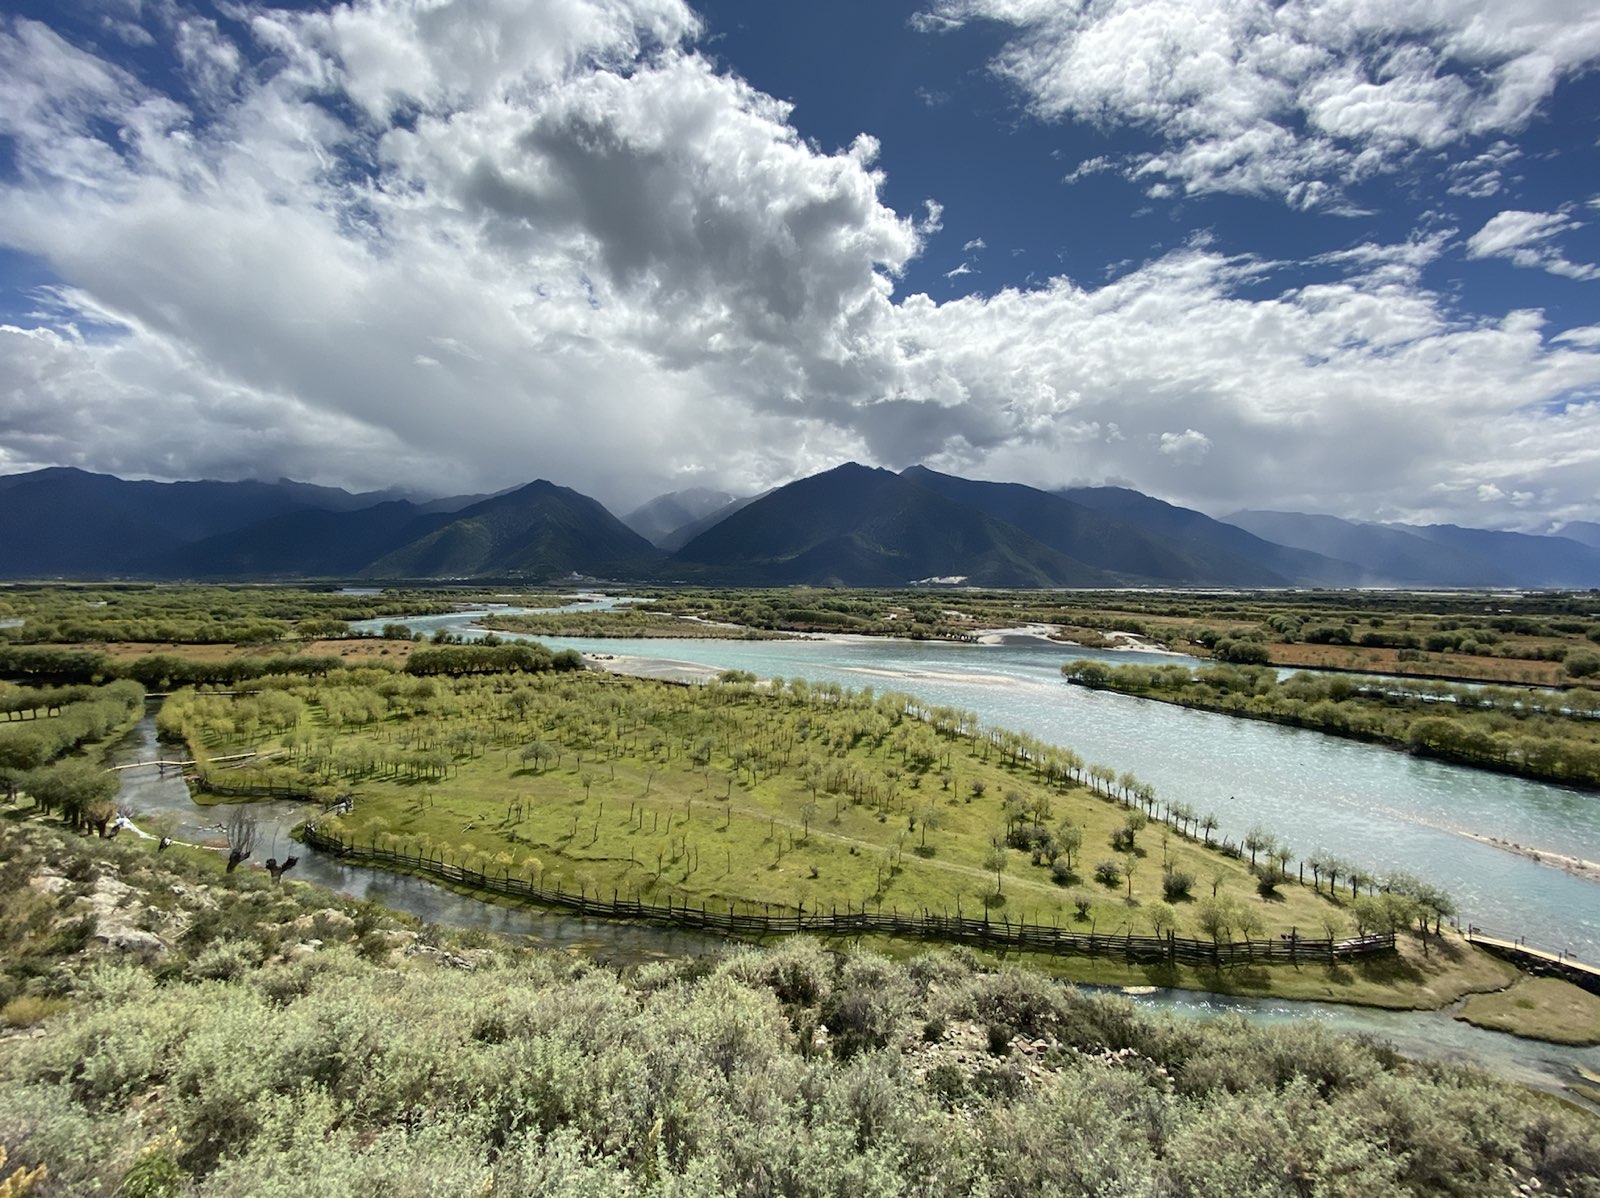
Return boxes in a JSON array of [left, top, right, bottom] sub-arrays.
[[1465, 929, 1600, 995]]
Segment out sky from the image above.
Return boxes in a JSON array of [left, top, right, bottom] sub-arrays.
[[1, 0, 1598, 531]]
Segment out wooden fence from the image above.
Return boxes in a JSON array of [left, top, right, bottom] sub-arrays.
[[301, 825, 1396, 968], [191, 775, 314, 800]]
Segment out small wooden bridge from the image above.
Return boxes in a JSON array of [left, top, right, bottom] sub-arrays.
[[109, 751, 256, 772]]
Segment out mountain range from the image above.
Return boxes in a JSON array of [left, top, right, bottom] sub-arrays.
[[2, 464, 1598, 589]]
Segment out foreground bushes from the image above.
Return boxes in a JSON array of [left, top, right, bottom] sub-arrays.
[[0, 824, 1596, 1197]]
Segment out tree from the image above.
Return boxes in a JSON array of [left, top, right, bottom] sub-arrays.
[[225, 807, 259, 872], [1111, 809, 1147, 852], [520, 740, 555, 773], [1244, 825, 1274, 868], [1270, 844, 1295, 884], [1002, 790, 1028, 834], [1564, 650, 1600, 679], [1055, 822, 1083, 869], [1147, 902, 1177, 938], [24, 760, 117, 830], [1351, 893, 1411, 937], [984, 843, 1008, 897], [1197, 896, 1238, 944]]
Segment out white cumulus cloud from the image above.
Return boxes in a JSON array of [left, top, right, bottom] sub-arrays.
[[914, 0, 1600, 207], [0, 2, 1598, 530], [1466, 209, 1600, 279]]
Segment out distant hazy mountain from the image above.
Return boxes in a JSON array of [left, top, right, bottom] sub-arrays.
[[671, 463, 1126, 587], [622, 488, 738, 546], [1060, 487, 1367, 586], [1382, 523, 1600, 589], [1224, 510, 1511, 587], [1555, 521, 1600, 552], [657, 493, 763, 552], [362, 480, 662, 579]]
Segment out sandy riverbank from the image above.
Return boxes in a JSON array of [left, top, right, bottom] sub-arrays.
[[1457, 830, 1600, 882], [977, 623, 1185, 655]]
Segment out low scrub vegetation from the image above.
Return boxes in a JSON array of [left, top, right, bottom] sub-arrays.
[[0, 822, 1596, 1197]]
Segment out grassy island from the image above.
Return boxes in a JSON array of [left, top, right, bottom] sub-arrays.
[[130, 652, 1541, 1014]]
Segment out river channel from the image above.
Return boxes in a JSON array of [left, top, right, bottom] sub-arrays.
[[351, 600, 1600, 965]]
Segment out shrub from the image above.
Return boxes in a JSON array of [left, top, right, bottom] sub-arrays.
[[117, 1140, 183, 1198], [1161, 870, 1194, 902], [1564, 651, 1600, 679], [0, 994, 69, 1028], [1050, 860, 1076, 886], [1094, 860, 1121, 887], [183, 941, 260, 983], [987, 1022, 1014, 1056]]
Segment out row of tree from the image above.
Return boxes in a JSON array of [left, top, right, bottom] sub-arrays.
[[0, 640, 587, 689], [0, 680, 145, 780]]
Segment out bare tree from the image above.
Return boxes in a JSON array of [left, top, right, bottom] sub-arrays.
[[265, 855, 299, 884], [225, 807, 258, 873]]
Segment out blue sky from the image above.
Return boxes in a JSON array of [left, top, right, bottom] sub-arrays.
[[1, 0, 1598, 530]]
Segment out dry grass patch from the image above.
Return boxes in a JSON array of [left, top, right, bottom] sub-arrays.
[[1456, 976, 1600, 1045]]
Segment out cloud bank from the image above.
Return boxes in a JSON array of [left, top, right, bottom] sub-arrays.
[[0, 0, 1597, 530]]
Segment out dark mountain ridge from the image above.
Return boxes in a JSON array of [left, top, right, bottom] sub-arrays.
[[2, 463, 1596, 587], [361, 480, 662, 580], [904, 466, 1289, 586], [672, 464, 1129, 587]]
